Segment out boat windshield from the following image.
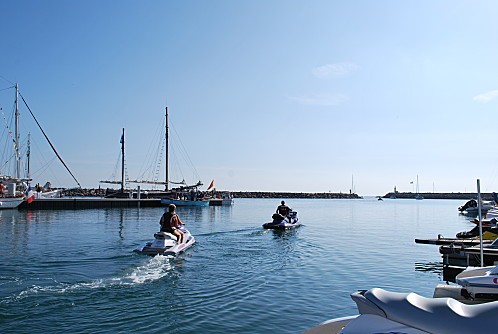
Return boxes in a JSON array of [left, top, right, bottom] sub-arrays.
[[490, 266, 498, 275]]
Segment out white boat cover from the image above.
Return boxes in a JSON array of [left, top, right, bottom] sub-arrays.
[[356, 288, 498, 334], [490, 265, 498, 275], [339, 314, 426, 334]]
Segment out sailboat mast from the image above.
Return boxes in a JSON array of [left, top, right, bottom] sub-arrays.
[[165, 107, 169, 192], [15, 83, 20, 179], [121, 128, 125, 192], [27, 133, 31, 179]]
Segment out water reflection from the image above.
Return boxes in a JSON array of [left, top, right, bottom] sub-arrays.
[[414, 261, 443, 282], [415, 261, 443, 274], [414, 262, 466, 283], [413, 261, 469, 284], [269, 228, 300, 267], [177, 206, 209, 223], [0, 209, 21, 224], [119, 209, 124, 239], [271, 228, 299, 240], [172, 206, 235, 232], [96, 207, 147, 239], [0, 209, 29, 257]]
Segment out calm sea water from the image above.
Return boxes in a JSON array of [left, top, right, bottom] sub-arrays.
[[0, 198, 474, 333]]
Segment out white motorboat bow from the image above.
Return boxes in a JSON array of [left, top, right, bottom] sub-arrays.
[[134, 225, 195, 256], [434, 265, 498, 303], [457, 265, 498, 301], [263, 210, 300, 229], [306, 288, 498, 334], [458, 199, 495, 214], [0, 196, 24, 209]]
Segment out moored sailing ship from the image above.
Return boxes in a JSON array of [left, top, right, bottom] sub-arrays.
[[101, 107, 211, 206]]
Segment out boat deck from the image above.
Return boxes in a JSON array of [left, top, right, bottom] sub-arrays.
[[415, 237, 483, 246]]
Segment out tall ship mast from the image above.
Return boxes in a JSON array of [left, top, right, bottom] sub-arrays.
[[165, 107, 169, 192]]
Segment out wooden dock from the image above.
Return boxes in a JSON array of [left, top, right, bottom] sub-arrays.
[[415, 237, 484, 246], [18, 198, 163, 210]]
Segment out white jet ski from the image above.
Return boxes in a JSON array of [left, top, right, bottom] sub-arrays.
[[263, 210, 300, 229], [134, 225, 195, 256], [306, 288, 498, 334]]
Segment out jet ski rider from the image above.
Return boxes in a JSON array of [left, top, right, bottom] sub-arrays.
[[276, 200, 292, 223], [160, 204, 185, 244]]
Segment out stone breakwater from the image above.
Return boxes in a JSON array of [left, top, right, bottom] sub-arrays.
[[383, 192, 497, 200], [59, 189, 492, 200], [60, 188, 361, 199], [230, 192, 361, 199]]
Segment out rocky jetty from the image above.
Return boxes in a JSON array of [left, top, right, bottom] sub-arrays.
[[230, 191, 361, 199], [61, 188, 361, 199], [60, 189, 493, 201], [383, 192, 496, 200]]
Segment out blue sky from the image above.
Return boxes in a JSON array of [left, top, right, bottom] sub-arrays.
[[1, 1, 498, 195]]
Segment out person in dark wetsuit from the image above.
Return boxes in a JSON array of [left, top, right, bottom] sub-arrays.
[[276, 200, 291, 222], [160, 204, 185, 244]]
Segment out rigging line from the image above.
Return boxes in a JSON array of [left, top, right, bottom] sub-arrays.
[[169, 145, 185, 184], [37, 161, 65, 187], [150, 124, 164, 182], [101, 148, 122, 183], [0, 151, 18, 174], [170, 122, 201, 181], [110, 149, 122, 181], [30, 156, 57, 177], [104, 144, 122, 182], [153, 139, 165, 184], [151, 130, 164, 183], [139, 135, 162, 184], [18, 92, 81, 188], [0, 140, 9, 172], [136, 117, 166, 184], [0, 104, 16, 140], [0, 75, 15, 86], [0, 112, 9, 163], [0, 85, 15, 93], [137, 134, 159, 181], [29, 135, 64, 182], [171, 123, 197, 177], [1, 106, 17, 173], [137, 117, 164, 181], [0, 151, 17, 168]]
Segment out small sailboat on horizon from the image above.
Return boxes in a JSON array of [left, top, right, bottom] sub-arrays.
[[415, 175, 423, 200]]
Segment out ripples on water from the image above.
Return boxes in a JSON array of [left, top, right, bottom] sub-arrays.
[[0, 198, 472, 333]]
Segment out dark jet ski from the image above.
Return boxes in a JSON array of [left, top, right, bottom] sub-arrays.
[[263, 210, 300, 229]]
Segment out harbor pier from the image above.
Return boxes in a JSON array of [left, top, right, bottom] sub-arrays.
[[18, 198, 162, 210]]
